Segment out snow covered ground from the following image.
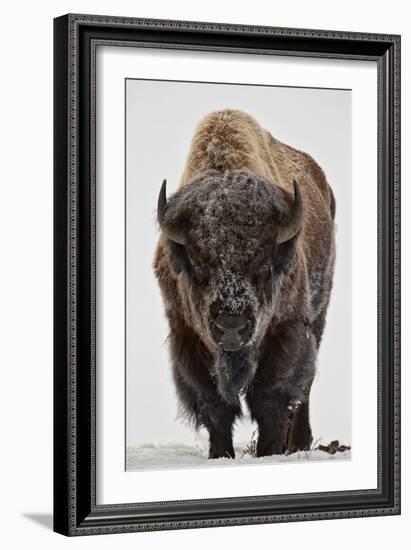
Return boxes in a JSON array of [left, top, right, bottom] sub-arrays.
[[126, 439, 351, 471]]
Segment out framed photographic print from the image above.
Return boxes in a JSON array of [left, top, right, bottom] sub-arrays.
[[53, 14, 401, 536]]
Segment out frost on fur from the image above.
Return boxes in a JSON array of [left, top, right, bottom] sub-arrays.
[[154, 109, 336, 459]]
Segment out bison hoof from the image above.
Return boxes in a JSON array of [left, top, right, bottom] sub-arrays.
[[287, 432, 313, 454], [256, 440, 285, 457], [209, 446, 235, 459]]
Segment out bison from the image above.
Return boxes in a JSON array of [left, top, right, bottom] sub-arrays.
[[154, 109, 336, 459]]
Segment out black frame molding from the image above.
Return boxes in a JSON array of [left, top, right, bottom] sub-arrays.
[[53, 13, 401, 536]]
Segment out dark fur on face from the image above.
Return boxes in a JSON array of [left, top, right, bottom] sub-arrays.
[[153, 109, 336, 459]]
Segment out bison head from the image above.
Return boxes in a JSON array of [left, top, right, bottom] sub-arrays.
[[157, 170, 303, 404]]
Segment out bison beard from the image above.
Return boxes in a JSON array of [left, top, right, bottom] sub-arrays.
[[213, 347, 258, 406]]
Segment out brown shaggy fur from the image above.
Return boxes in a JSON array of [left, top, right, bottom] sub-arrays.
[[154, 109, 336, 459]]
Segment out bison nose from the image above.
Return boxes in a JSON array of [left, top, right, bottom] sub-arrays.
[[214, 314, 250, 351]]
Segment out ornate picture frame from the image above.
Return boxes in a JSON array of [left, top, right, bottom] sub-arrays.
[[53, 14, 400, 536]]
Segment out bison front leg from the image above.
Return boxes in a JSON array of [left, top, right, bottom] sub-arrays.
[[176, 377, 240, 458], [247, 389, 292, 456], [249, 391, 313, 457], [198, 397, 239, 459], [286, 396, 313, 453], [169, 326, 241, 459], [246, 320, 316, 457]]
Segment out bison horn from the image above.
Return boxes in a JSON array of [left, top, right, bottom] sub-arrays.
[[277, 180, 304, 244], [157, 179, 187, 245]]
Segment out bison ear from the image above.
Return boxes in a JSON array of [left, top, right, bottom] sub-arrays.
[[276, 180, 303, 244], [157, 179, 187, 246]]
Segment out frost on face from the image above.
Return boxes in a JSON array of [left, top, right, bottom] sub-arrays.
[[207, 269, 258, 316], [163, 169, 290, 270]]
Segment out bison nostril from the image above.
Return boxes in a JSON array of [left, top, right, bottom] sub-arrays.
[[236, 324, 247, 336], [239, 324, 249, 336], [214, 324, 224, 338]]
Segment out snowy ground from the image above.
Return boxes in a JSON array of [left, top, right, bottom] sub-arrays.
[[126, 439, 351, 471]]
